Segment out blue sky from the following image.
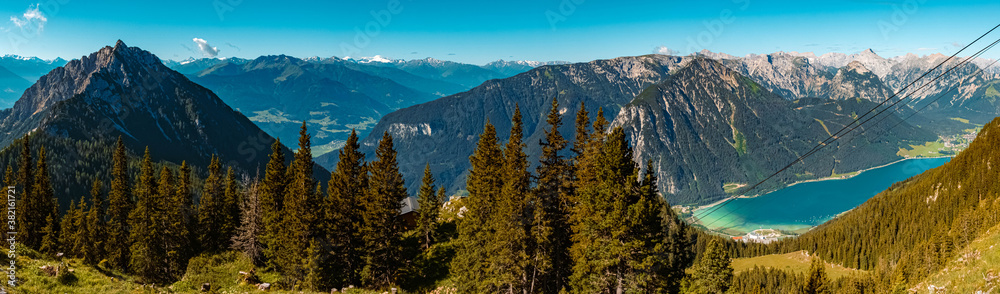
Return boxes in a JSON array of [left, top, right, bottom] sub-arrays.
[[0, 0, 998, 64]]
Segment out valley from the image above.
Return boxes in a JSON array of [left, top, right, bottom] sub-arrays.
[[0, 4, 997, 290]]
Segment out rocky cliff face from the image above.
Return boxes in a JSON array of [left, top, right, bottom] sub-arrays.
[[318, 54, 696, 194], [612, 59, 935, 204]]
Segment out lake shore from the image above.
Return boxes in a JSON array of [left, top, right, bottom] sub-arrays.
[[690, 155, 954, 217]]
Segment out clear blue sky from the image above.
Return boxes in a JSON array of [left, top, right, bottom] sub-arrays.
[[0, 0, 998, 64]]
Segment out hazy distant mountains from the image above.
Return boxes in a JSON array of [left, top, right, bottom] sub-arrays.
[[0, 55, 67, 108], [186, 55, 436, 156], [168, 55, 564, 156]]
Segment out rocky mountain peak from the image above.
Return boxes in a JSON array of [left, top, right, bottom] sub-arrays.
[[843, 60, 871, 74]]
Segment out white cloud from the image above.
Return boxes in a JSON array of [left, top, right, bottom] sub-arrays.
[[654, 45, 678, 55], [193, 38, 220, 57], [9, 4, 47, 33]]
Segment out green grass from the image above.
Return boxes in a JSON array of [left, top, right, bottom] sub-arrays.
[[984, 85, 1000, 99], [731, 250, 865, 281], [814, 119, 832, 137], [794, 171, 815, 179], [897, 140, 947, 158], [739, 76, 761, 94], [730, 128, 748, 155], [723, 183, 746, 194], [914, 223, 1000, 293], [950, 117, 971, 124], [6, 248, 382, 293], [830, 170, 860, 178]]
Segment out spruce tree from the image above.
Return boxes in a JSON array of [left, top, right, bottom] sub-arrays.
[[452, 122, 504, 292], [302, 239, 324, 291], [804, 257, 830, 294], [360, 132, 407, 288], [326, 129, 368, 287], [38, 214, 58, 254], [129, 148, 168, 283], [572, 102, 590, 157], [34, 146, 59, 254], [168, 160, 195, 276], [3, 165, 12, 189], [69, 197, 89, 256], [261, 139, 287, 269], [494, 105, 534, 292], [158, 164, 189, 279], [686, 239, 733, 294], [107, 136, 133, 270], [15, 138, 35, 248], [59, 200, 78, 255], [198, 155, 225, 252], [569, 127, 667, 293], [533, 98, 573, 293], [277, 122, 322, 284], [416, 164, 439, 249], [84, 178, 105, 265], [222, 167, 240, 246]]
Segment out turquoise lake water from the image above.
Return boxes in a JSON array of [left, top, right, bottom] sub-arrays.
[[695, 157, 951, 234]]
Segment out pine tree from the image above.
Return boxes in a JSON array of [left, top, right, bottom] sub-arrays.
[[654, 162, 694, 293], [107, 136, 133, 270], [59, 199, 78, 255], [571, 102, 590, 157], [452, 122, 504, 293], [157, 164, 187, 279], [569, 127, 668, 293], [69, 197, 89, 256], [129, 148, 168, 283], [222, 167, 240, 246], [360, 132, 407, 288], [198, 155, 225, 252], [3, 165, 12, 189], [533, 98, 573, 293], [416, 164, 439, 250], [84, 178, 105, 265], [15, 138, 35, 248], [686, 239, 733, 294], [166, 161, 194, 277], [59, 200, 76, 253], [34, 146, 59, 254], [302, 239, 324, 291], [493, 105, 534, 292], [326, 129, 368, 287], [38, 214, 58, 254], [804, 257, 830, 294], [277, 122, 322, 284], [232, 173, 265, 265], [261, 139, 288, 269]]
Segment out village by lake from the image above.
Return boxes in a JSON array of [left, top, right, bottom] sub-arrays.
[[695, 157, 952, 236]]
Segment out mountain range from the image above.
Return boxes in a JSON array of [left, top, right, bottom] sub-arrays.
[[0, 45, 996, 207], [329, 49, 999, 205], [0, 41, 326, 208]]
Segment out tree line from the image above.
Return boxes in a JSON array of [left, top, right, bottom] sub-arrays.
[[16, 97, 958, 293]]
